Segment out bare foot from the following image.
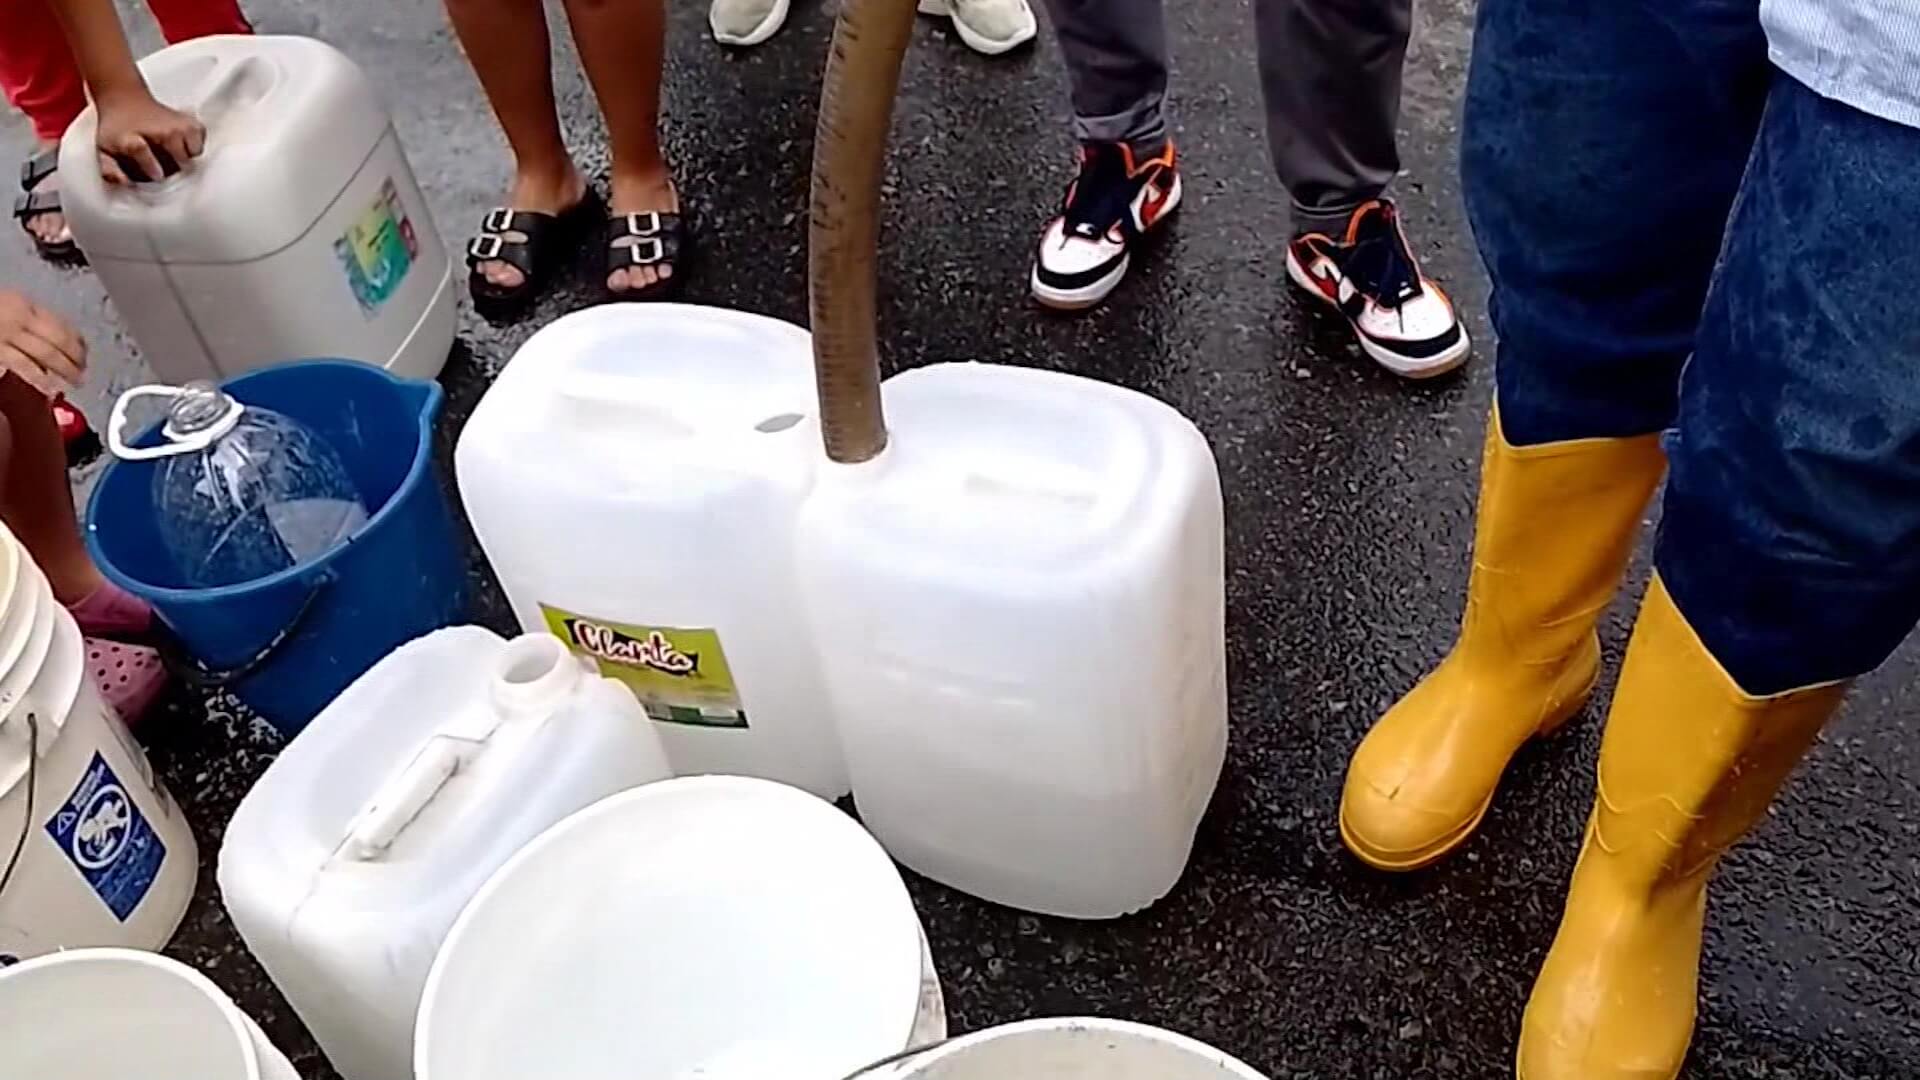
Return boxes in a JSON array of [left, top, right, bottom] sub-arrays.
[[607, 165, 680, 296], [476, 162, 589, 290], [21, 141, 72, 252]]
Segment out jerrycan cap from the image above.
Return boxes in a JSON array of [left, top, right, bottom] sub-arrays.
[[107, 381, 245, 461]]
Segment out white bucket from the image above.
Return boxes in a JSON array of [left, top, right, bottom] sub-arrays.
[[0, 947, 298, 1079], [0, 532, 197, 962], [418, 775, 942, 1080], [0, 552, 55, 716], [859, 1018, 1269, 1080]]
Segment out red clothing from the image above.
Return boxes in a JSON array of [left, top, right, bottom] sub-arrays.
[[0, 0, 251, 144]]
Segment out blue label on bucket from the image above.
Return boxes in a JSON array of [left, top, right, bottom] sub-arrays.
[[44, 753, 165, 922]]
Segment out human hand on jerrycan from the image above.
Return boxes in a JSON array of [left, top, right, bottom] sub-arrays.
[[0, 290, 87, 398], [93, 88, 206, 185]]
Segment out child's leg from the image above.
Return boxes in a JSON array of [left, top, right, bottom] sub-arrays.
[[0, 374, 101, 605], [145, 0, 252, 43]]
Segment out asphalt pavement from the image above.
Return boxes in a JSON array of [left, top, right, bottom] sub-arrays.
[[4, 0, 1917, 1076]]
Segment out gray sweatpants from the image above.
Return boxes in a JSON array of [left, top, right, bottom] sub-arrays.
[[1043, 0, 1412, 234]]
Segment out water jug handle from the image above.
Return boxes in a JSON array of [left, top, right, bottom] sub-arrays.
[[107, 384, 242, 460], [340, 740, 464, 860], [192, 55, 276, 140], [554, 371, 697, 438]]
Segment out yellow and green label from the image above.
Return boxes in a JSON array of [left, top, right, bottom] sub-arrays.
[[334, 178, 419, 316], [541, 605, 748, 729]]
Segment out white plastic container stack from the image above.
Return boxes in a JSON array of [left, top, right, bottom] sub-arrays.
[[59, 36, 454, 383], [797, 362, 1228, 919], [416, 776, 942, 1080], [218, 627, 672, 1080], [0, 948, 298, 1080], [0, 528, 196, 963], [457, 305, 848, 798]]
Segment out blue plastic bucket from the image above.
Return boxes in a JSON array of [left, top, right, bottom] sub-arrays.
[[85, 361, 467, 737]]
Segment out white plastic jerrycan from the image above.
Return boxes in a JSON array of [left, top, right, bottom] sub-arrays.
[[797, 363, 1229, 919], [59, 36, 454, 383], [217, 627, 672, 1080], [456, 305, 848, 799]]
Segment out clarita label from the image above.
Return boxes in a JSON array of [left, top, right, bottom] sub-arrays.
[[540, 605, 750, 729]]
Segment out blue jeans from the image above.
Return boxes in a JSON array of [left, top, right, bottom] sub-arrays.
[[1462, 0, 1920, 695]]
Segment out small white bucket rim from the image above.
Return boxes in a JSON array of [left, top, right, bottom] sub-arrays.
[[416, 774, 925, 1080], [0, 948, 268, 1077], [848, 1017, 1269, 1080]]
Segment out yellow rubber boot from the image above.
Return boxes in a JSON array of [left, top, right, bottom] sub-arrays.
[[1340, 411, 1665, 871], [1516, 577, 1845, 1079]]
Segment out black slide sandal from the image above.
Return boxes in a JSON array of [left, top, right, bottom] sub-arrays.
[[14, 149, 81, 265], [466, 192, 600, 318], [604, 209, 689, 302]]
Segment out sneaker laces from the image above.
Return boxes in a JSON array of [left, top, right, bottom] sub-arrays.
[[1059, 145, 1138, 240], [1337, 203, 1424, 311]]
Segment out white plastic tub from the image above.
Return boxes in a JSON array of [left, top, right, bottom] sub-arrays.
[[0, 948, 297, 1080], [417, 775, 942, 1080], [863, 1018, 1268, 1080]]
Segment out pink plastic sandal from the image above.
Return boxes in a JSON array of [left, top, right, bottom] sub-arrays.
[[85, 636, 168, 725], [66, 580, 154, 639]]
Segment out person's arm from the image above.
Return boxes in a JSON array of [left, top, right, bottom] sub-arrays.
[[45, 0, 207, 184]]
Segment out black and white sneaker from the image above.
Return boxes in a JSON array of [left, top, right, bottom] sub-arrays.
[[1031, 141, 1182, 311], [1286, 199, 1470, 378]]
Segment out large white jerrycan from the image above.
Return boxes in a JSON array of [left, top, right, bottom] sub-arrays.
[[60, 36, 454, 383], [797, 362, 1228, 918], [218, 627, 672, 1080], [418, 776, 943, 1080], [0, 530, 196, 962], [457, 305, 848, 798], [0, 948, 298, 1080], [860, 1018, 1267, 1080]]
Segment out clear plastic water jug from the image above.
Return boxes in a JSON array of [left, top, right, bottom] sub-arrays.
[[107, 382, 369, 588]]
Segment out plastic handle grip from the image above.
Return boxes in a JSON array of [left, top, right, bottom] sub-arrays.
[[340, 741, 463, 861], [192, 55, 276, 138], [106, 384, 242, 460], [554, 371, 697, 438], [111, 147, 181, 185]]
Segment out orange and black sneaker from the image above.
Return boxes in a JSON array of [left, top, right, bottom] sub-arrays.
[[1031, 141, 1182, 311], [1285, 199, 1469, 379]]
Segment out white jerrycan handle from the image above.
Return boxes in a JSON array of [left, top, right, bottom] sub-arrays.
[[556, 370, 699, 438], [101, 57, 272, 189], [339, 635, 587, 861], [340, 741, 466, 861], [107, 384, 243, 460], [342, 694, 513, 861], [186, 55, 277, 145]]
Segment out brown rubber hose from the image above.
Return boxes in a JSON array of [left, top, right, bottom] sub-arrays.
[[808, 0, 916, 465]]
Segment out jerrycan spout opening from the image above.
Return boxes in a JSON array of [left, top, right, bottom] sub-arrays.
[[807, 0, 916, 466], [489, 634, 584, 717]]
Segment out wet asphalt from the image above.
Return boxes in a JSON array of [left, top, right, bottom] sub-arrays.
[[4, 0, 1919, 1076]]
